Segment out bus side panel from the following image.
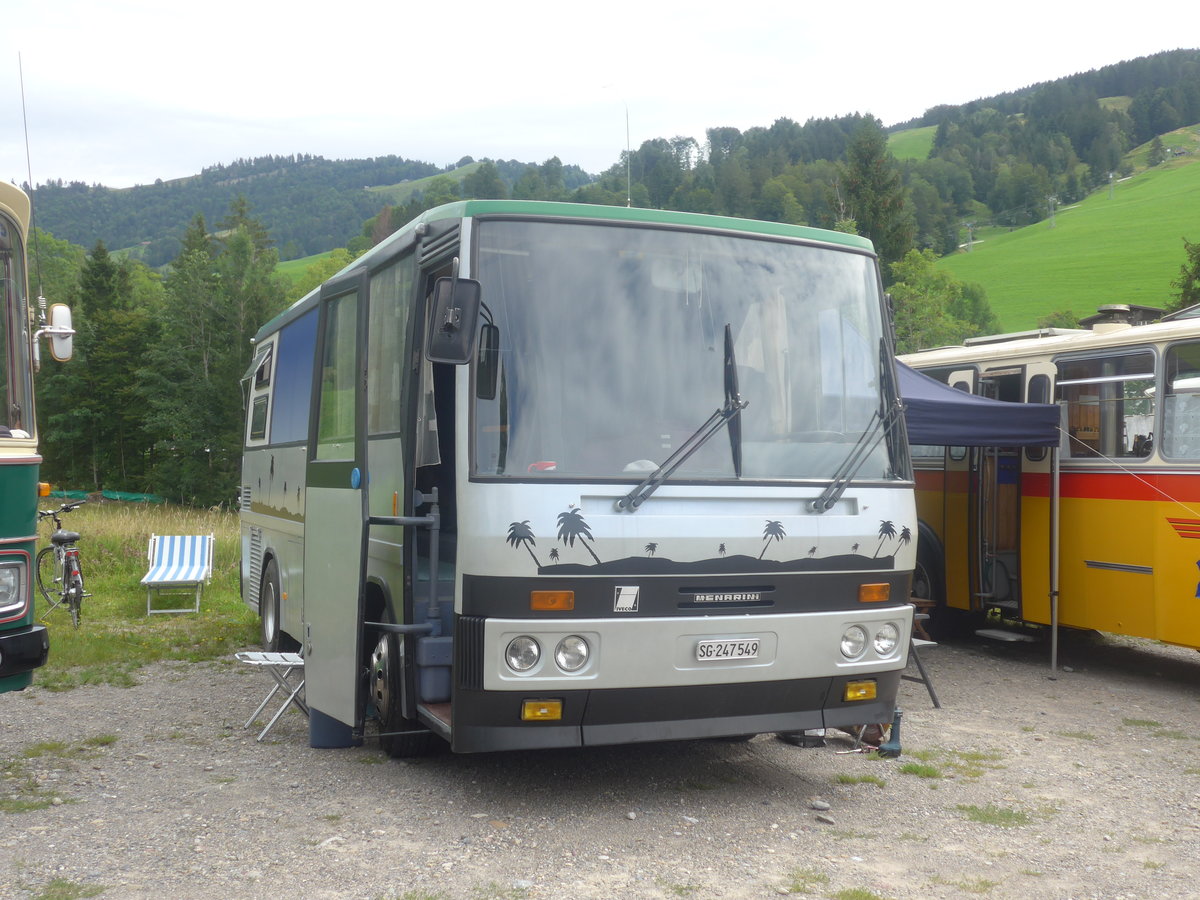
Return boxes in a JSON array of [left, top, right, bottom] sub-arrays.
[[0, 458, 48, 692], [943, 466, 972, 612], [1155, 495, 1200, 649], [1057, 473, 1157, 639], [240, 444, 306, 628], [1018, 491, 1053, 625], [914, 467, 945, 538]]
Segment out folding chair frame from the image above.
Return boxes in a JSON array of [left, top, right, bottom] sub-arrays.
[[235, 651, 308, 741]]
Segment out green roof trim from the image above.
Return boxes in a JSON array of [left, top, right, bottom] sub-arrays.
[[256, 201, 874, 338], [424, 199, 875, 251]]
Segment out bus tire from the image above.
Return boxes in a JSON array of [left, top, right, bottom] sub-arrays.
[[259, 559, 298, 652], [371, 631, 439, 758]]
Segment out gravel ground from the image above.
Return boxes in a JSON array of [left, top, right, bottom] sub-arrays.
[[2, 628, 1199, 900]]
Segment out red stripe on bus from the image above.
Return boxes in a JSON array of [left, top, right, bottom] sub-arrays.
[[1021, 471, 1200, 502]]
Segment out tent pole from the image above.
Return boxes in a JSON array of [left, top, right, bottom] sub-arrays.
[[1050, 446, 1060, 672]]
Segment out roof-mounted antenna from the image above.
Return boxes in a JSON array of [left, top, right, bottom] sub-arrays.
[[19, 54, 47, 339]]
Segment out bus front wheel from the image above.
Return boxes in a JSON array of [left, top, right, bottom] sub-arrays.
[[371, 632, 438, 758]]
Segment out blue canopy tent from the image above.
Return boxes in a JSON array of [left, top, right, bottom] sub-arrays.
[[895, 360, 1064, 668], [896, 361, 1060, 447]]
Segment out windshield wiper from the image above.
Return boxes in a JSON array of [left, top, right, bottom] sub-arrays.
[[616, 324, 748, 512], [810, 342, 904, 514]]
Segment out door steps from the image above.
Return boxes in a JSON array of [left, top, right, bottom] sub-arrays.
[[975, 627, 1037, 643]]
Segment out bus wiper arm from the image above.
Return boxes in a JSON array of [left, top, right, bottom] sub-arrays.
[[616, 325, 748, 513], [810, 398, 904, 513]]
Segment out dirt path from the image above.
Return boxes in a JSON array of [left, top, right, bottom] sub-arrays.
[[2, 629, 1199, 899]]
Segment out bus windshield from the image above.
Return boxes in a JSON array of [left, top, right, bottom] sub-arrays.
[[1, 210, 33, 439], [472, 218, 889, 482]]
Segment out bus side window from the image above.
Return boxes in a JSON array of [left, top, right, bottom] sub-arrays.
[[1162, 342, 1200, 458], [245, 341, 275, 445], [1057, 351, 1154, 460]]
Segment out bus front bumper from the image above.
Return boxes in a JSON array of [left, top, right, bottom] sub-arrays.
[[444, 669, 902, 753], [0, 623, 50, 679]]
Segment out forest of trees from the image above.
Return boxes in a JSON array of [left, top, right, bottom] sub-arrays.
[[27, 49, 1200, 504]]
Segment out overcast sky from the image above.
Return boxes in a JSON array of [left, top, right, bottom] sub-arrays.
[[3, 0, 1196, 189]]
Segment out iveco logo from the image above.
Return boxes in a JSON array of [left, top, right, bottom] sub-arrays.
[[692, 592, 763, 604]]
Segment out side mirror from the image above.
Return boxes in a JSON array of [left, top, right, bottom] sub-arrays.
[[476, 323, 500, 399], [426, 277, 482, 365], [35, 303, 75, 362]]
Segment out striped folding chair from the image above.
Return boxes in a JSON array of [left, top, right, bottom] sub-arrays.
[[141, 534, 214, 614]]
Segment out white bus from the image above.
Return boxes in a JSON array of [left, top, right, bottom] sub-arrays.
[[240, 200, 915, 754]]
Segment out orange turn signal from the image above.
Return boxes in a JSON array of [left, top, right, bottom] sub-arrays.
[[521, 699, 563, 721], [858, 583, 890, 603], [844, 680, 878, 702], [37, 482, 51, 497], [531, 591, 574, 611]]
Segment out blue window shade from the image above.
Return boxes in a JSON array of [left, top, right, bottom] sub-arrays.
[[271, 309, 318, 444]]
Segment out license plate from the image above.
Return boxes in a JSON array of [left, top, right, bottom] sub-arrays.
[[696, 638, 760, 661]]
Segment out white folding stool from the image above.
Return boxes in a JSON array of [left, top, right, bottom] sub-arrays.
[[235, 651, 308, 741]]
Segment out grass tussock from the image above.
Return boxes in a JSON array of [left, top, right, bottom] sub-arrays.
[[34, 500, 257, 691]]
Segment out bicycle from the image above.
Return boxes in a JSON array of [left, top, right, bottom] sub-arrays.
[[36, 501, 90, 628]]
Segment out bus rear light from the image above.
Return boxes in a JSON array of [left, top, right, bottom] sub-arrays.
[[844, 680, 877, 702], [858, 583, 890, 603], [531, 591, 574, 611], [37, 482, 51, 497], [521, 699, 563, 721]]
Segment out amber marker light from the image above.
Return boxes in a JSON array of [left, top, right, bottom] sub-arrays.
[[858, 583, 890, 603], [844, 680, 878, 702], [521, 699, 563, 721], [531, 590, 574, 611], [37, 482, 51, 497]]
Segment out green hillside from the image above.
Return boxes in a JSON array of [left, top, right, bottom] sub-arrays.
[[887, 125, 936, 161], [277, 250, 337, 282], [937, 132, 1200, 331], [365, 162, 483, 205]]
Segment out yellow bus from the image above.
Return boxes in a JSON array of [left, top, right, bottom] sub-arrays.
[[901, 304, 1200, 652]]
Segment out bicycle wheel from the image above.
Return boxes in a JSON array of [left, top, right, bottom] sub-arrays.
[[67, 562, 84, 628], [35, 546, 60, 607]]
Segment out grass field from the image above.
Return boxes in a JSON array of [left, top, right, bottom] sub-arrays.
[[366, 161, 482, 206], [277, 249, 337, 283], [32, 501, 257, 691], [937, 141, 1200, 331], [887, 125, 936, 161]]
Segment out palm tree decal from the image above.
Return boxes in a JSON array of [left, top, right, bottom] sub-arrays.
[[874, 520, 897, 557], [645, 542, 658, 557], [718, 543, 726, 557], [898, 526, 912, 551], [557, 505, 602, 565], [506, 521, 542, 567], [549, 548, 559, 563], [758, 520, 787, 560]]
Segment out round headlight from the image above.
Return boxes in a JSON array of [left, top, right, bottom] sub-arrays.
[[555, 635, 590, 672], [505, 636, 541, 672], [840, 625, 868, 659], [0, 565, 21, 607], [874, 622, 901, 656]]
